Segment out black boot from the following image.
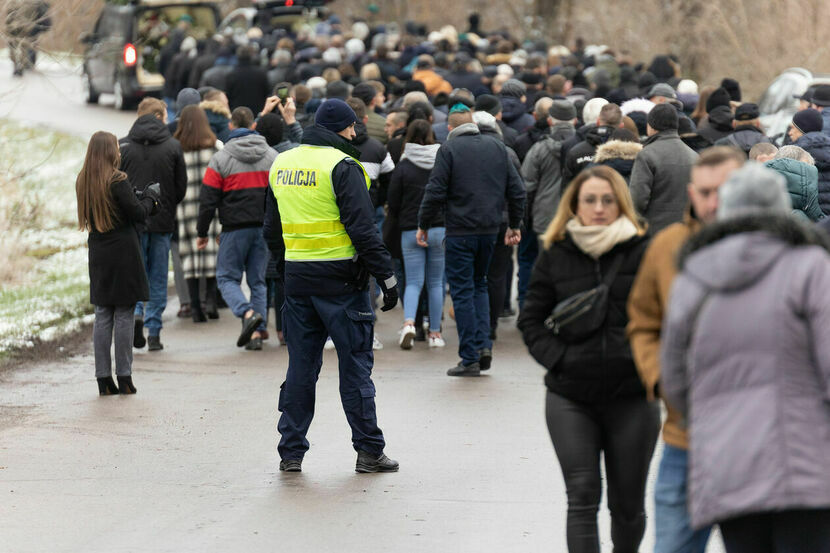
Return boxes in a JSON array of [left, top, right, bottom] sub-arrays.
[[147, 335, 163, 351], [133, 318, 146, 348], [187, 278, 207, 323], [117, 375, 137, 394], [97, 376, 119, 396], [205, 278, 219, 319], [356, 450, 399, 473]]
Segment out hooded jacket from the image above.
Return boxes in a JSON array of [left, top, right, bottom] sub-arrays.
[[764, 157, 824, 222], [661, 214, 830, 528], [696, 106, 733, 145], [197, 130, 277, 235], [518, 230, 651, 403], [630, 129, 699, 235], [262, 125, 395, 296], [352, 121, 394, 208], [500, 95, 535, 133], [419, 122, 525, 236], [387, 143, 442, 230], [521, 122, 576, 235], [200, 100, 231, 143], [796, 131, 830, 215], [562, 125, 616, 185], [590, 139, 643, 183], [118, 114, 187, 234], [715, 124, 772, 154], [513, 118, 550, 162]]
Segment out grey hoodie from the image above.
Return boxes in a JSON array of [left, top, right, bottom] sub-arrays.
[[661, 214, 830, 528], [447, 122, 480, 140], [400, 143, 440, 170]]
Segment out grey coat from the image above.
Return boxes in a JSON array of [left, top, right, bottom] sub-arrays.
[[629, 130, 698, 235], [521, 122, 576, 234], [661, 215, 830, 529]]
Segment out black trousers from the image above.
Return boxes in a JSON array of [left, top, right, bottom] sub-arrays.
[[546, 390, 661, 553], [488, 225, 512, 332], [720, 509, 830, 553]]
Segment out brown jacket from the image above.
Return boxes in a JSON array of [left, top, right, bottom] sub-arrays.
[[627, 214, 700, 449], [412, 69, 452, 97]]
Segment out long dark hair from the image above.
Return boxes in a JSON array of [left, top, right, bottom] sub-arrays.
[[173, 105, 217, 152], [403, 119, 435, 146], [76, 131, 126, 233]]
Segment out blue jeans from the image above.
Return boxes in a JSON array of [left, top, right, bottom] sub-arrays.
[[216, 227, 267, 331], [517, 227, 538, 310], [135, 232, 172, 336], [401, 228, 445, 331], [655, 445, 712, 553], [445, 234, 496, 365]]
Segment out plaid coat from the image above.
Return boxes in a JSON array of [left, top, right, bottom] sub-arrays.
[[178, 145, 220, 279]]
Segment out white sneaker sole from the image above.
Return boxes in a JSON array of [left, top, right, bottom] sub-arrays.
[[399, 330, 415, 350]]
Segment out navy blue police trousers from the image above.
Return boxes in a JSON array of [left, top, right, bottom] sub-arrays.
[[277, 290, 386, 460]]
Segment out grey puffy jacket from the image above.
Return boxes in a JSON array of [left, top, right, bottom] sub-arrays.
[[661, 214, 830, 529]]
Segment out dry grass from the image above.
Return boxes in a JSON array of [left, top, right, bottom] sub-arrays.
[[0, 170, 37, 286]]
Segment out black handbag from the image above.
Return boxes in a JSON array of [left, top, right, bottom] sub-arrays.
[[544, 253, 626, 342]]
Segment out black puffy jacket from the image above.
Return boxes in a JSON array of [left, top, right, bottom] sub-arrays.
[[562, 125, 616, 184], [518, 231, 650, 403], [119, 115, 187, 234]]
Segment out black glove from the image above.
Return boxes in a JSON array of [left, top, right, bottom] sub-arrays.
[[144, 182, 161, 204], [378, 275, 398, 312]]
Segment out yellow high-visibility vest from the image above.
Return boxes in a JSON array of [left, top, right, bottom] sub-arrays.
[[269, 145, 371, 261]]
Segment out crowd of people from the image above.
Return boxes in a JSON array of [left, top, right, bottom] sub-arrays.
[[74, 12, 830, 553]]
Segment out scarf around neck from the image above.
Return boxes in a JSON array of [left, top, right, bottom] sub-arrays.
[[566, 216, 639, 259]]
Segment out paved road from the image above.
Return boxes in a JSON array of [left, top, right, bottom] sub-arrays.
[[0, 53, 135, 138], [0, 52, 725, 552]]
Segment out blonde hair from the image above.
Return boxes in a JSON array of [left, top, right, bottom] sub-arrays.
[[137, 97, 166, 119], [542, 165, 646, 248], [360, 63, 381, 81]]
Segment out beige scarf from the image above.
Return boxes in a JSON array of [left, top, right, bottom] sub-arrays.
[[566, 216, 639, 259]]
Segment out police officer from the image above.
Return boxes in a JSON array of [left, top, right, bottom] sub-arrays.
[[264, 98, 399, 473]]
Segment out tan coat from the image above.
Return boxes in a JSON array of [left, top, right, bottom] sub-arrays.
[[626, 215, 700, 449]]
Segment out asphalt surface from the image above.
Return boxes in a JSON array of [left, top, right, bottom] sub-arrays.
[[0, 53, 726, 552]]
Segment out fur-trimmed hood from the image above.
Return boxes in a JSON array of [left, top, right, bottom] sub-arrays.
[[678, 213, 830, 291], [200, 100, 231, 118], [593, 139, 643, 163]]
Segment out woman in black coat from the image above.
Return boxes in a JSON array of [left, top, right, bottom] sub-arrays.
[[517, 165, 660, 553], [77, 132, 158, 396]]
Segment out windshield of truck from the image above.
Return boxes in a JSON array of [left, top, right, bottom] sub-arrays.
[[134, 5, 217, 75]]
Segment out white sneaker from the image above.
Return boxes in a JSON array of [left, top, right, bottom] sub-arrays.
[[428, 335, 446, 348], [399, 323, 416, 350], [324, 337, 335, 350], [373, 335, 384, 350]]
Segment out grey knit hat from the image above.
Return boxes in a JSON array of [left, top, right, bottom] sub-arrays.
[[549, 99, 576, 121], [717, 162, 792, 220], [499, 79, 526, 98]]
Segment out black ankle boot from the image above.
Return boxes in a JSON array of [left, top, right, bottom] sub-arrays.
[[205, 278, 219, 319], [117, 375, 137, 394], [187, 278, 207, 322], [97, 376, 119, 396]]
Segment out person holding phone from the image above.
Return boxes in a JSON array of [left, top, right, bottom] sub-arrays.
[[76, 132, 159, 395]]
